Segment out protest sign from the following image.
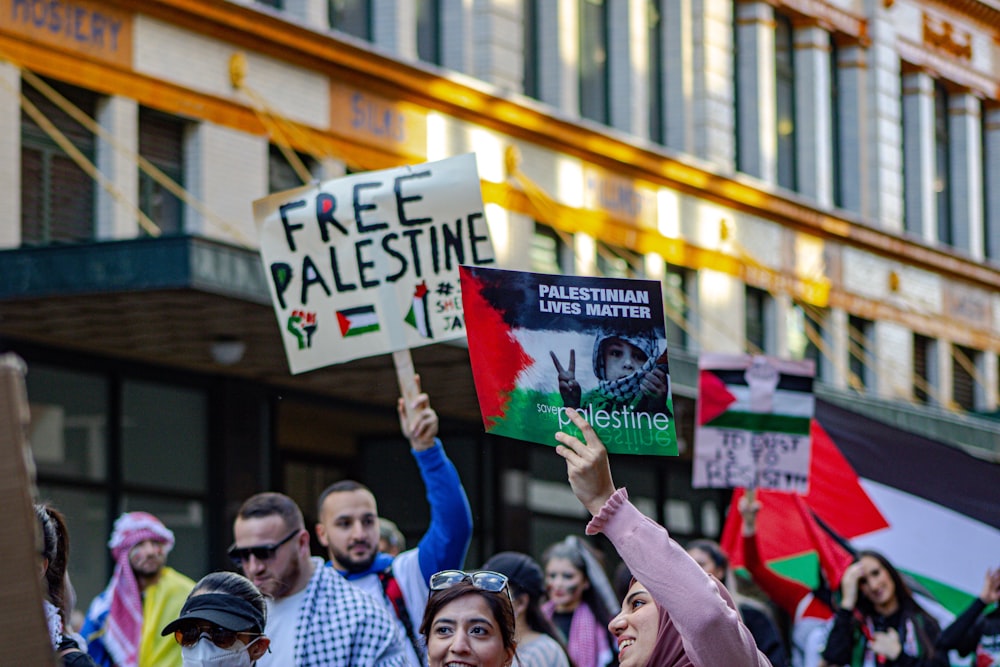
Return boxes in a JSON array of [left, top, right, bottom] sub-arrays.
[[255, 153, 495, 375], [693, 353, 815, 492], [0, 355, 56, 666], [460, 266, 677, 455]]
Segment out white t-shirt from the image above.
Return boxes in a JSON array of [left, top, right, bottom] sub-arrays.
[[255, 585, 307, 666]]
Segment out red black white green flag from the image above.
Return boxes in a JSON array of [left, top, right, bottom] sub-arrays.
[[720, 399, 1000, 618]]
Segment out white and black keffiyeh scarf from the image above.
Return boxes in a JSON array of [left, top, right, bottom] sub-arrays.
[[591, 332, 661, 408], [295, 559, 408, 667]]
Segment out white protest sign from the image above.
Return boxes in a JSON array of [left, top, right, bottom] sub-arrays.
[[255, 153, 495, 374], [693, 353, 815, 493]]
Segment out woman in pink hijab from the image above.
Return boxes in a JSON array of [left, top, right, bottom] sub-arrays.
[[554, 408, 770, 667]]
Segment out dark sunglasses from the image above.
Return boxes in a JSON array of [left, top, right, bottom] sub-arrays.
[[173, 624, 261, 649], [227, 529, 299, 566], [430, 569, 511, 601]]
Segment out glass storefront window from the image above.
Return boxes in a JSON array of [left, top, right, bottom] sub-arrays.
[[122, 380, 206, 492], [27, 365, 108, 481]]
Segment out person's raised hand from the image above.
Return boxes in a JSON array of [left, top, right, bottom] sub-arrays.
[[550, 350, 582, 408], [554, 408, 616, 516], [839, 561, 864, 611], [738, 494, 762, 537], [397, 374, 438, 452], [979, 567, 1000, 605]]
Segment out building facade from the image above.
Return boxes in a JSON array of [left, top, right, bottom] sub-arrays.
[[0, 0, 998, 609]]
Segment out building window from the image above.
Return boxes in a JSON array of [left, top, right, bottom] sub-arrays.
[[733, 9, 743, 172], [21, 78, 97, 245], [913, 334, 932, 404], [952, 345, 978, 411], [775, 12, 797, 192], [255, 0, 283, 7], [830, 39, 843, 209], [138, 108, 185, 236], [647, 0, 664, 144], [744, 286, 772, 354], [268, 145, 318, 194], [122, 379, 208, 492], [596, 243, 640, 278], [847, 315, 873, 392], [530, 222, 568, 274], [981, 101, 995, 261], [664, 265, 691, 351], [26, 363, 210, 610], [523, 0, 539, 98], [328, 0, 371, 40], [579, 0, 609, 124], [789, 302, 824, 381], [417, 0, 441, 65], [934, 81, 951, 245]]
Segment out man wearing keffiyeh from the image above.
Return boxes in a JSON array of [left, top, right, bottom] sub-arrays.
[[81, 512, 195, 667]]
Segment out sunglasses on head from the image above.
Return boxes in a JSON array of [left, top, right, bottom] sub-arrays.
[[173, 623, 261, 649], [227, 529, 299, 566], [430, 570, 511, 600]]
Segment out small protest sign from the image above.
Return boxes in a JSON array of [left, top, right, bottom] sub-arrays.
[[255, 154, 495, 374], [693, 353, 815, 492], [460, 266, 677, 455]]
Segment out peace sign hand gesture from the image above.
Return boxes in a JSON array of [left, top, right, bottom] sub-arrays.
[[550, 350, 582, 408]]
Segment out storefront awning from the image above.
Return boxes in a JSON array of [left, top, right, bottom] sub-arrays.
[[0, 235, 479, 423], [2, 235, 997, 459]]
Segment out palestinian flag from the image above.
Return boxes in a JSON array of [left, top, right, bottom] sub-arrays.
[[694, 353, 815, 492], [720, 399, 1000, 619], [336, 305, 380, 337], [404, 281, 432, 339], [459, 265, 677, 455]]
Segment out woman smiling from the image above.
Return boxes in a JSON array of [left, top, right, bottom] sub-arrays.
[[421, 570, 517, 667], [554, 408, 770, 667], [821, 551, 947, 666]]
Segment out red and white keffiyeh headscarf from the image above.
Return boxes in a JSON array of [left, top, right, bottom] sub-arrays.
[[103, 512, 174, 667]]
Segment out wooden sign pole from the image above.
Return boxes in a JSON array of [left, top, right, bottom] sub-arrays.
[[0, 354, 56, 666], [393, 349, 419, 404]]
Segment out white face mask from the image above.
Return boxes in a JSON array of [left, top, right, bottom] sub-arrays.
[[181, 636, 258, 667]]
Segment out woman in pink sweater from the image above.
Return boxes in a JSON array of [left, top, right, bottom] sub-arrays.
[[554, 408, 770, 667]]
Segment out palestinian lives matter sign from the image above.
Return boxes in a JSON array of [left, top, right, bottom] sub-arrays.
[[255, 154, 495, 373], [694, 353, 815, 492], [460, 266, 678, 456]]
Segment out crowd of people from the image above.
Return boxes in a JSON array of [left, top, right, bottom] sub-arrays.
[[31, 385, 999, 667]]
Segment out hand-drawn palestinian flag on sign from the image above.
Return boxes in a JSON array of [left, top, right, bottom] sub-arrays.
[[459, 265, 677, 455], [694, 353, 815, 492], [721, 399, 1000, 618], [336, 305, 380, 337], [404, 281, 432, 338]]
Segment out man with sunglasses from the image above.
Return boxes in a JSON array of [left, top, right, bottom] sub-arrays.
[[315, 383, 473, 666], [231, 491, 407, 666]]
